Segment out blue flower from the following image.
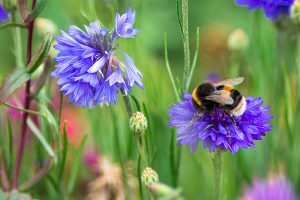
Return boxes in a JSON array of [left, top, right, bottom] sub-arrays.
[[52, 8, 142, 107], [0, 5, 9, 23], [235, 0, 295, 20], [113, 7, 139, 39], [168, 94, 272, 154]]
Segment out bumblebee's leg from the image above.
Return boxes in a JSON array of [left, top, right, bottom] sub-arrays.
[[223, 109, 236, 124]]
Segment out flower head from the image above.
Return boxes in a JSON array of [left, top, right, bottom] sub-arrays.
[[235, 0, 295, 20], [52, 8, 142, 107], [168, 93, 272, 154], [113, 7, 139, 39], [88, 156, 137, 200], [291, 0, 300, 22], [141, 167, 159, 187], [239, 174, 297, 200], [0, 5, 9, 23], [228, 29, 249, 52], [130, 112, 148, 135]]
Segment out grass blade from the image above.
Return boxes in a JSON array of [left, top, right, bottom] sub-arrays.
[[27, 118, 55, 159], [67, 134, 88, 194], [57, 121, 68, 182], [186, 27, 200, 90], [164, 33, 180, 101]]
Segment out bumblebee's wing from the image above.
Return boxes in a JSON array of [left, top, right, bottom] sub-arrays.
[[214, 77, 244, 87], [204, 90, 234, 105]]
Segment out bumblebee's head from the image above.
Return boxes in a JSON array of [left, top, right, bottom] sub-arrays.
[[197, 82, 215, 96]]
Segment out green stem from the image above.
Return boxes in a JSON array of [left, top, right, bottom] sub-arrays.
[[186, 27, 200, 90], [2, 102, 45, 117], [122, 93, 149, 199], [58, 92, 63, 127], [0, 22, 27, 30], [11, 4, 25, 68], [213, 150, 223, 200], [182, 0, 190, 92], [111, 109, 130, 199], [122, 94, 148, 167], [122, 92, 133, 118], [134, 132, 147, 167]]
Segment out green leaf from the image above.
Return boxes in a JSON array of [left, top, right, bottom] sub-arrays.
[[25, 0, 48, 23], [176, 0, 184, 39], [27, 33, 52, 74], [130, 94, 141, 111], [67, 134, 88, 194], [0, 68, 30, 104], [27, 118, 56, 159]]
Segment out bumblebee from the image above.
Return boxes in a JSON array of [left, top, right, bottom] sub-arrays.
[[192, 77, 246, 123]]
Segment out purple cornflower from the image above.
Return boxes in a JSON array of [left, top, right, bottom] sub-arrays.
[[52, 8, 142, 107], [168, 94, 272, 153], [235, 0, 295, 20], [0, 5, 9, 23], [239, 174, 297, 200]]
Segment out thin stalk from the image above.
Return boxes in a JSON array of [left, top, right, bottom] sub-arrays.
[[0, 22, 27, 30], [0, 153, 10, 191], [10, 1, 24, 71], [19, 157, 51, 191], [186, 27, 200, 90], [175, 0, 191, 188], [122, 93, 149, 198], [122, 92, 133, 118], [122, 93, 148, 167], [213, 150, 223, 200], [58, 92, 63, 127], [111, 109, 129, 199], [2, 102, 45, 117], [12, 0, 37, 189], [164, 33, 180, 101], [182, 0, 190, 92]]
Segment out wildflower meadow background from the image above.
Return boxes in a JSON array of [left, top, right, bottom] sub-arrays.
[[0, 0, 300, 199]]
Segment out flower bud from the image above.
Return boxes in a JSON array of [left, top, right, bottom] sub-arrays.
[[141, 167, 159, 187], [35, 17, 57, 36], [129, 112, 148, 135], [148, 183, 183, 199], [227, 29, 249, 52], [291, 0, 300, 23]]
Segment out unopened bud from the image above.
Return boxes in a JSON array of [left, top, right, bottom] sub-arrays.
[[291, 0, 300, 23], [148, 183, 183, 199], [35, 17, 57, 36], [129, 112, 148, 135], [141, 167, 159, 187], [228, 29, 248, 52]]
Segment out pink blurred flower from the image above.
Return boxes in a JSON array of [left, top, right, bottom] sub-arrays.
[[239, 174, 298, 200], [84, 149, 100, 174]]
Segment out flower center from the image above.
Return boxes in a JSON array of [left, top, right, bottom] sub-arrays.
[[88, 31, 113, 53]]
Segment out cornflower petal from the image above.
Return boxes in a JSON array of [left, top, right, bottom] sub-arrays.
[[0, 5, 9, 23], [235, 0, 295, 20]]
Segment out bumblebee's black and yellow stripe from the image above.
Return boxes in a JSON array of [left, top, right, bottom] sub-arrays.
[[192, 80, 246, 117], [215, 85, 244, 114], [192, 82, 219, 113]]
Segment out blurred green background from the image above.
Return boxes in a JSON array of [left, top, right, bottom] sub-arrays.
[[1, 0, 300, 199]]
